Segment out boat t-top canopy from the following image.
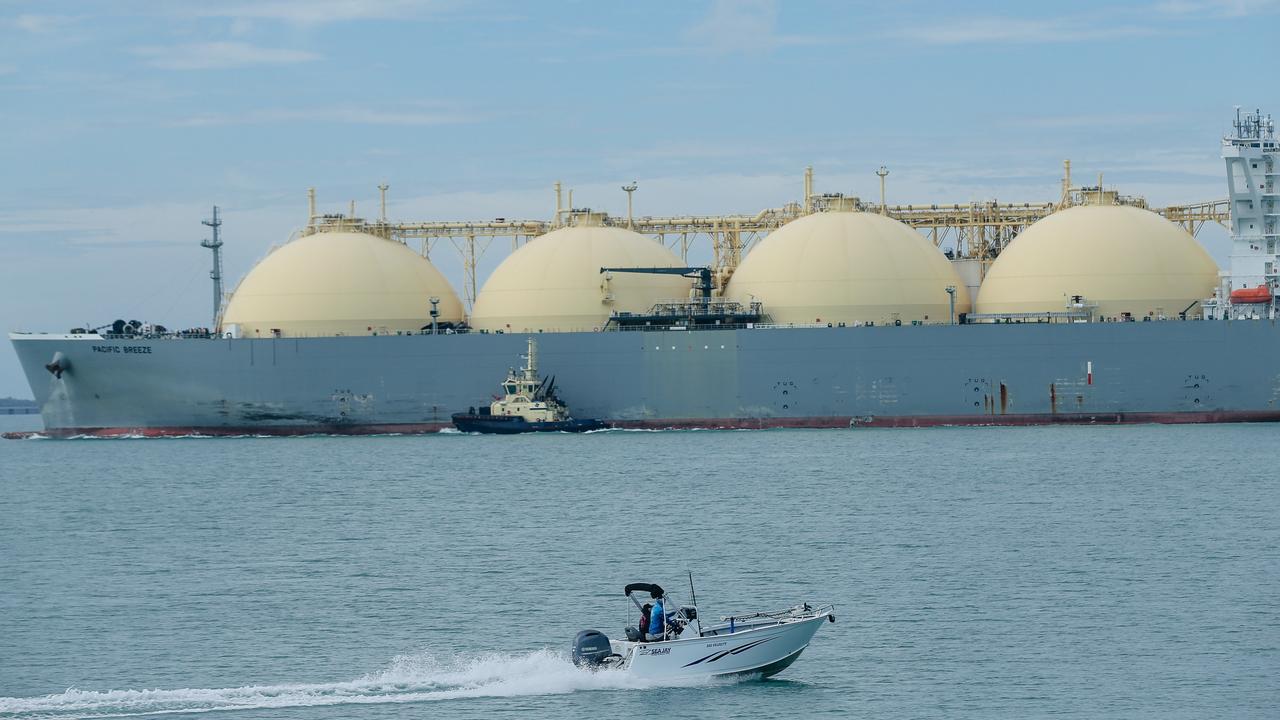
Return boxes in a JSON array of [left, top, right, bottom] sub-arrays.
[[624, 582, 665, 598]]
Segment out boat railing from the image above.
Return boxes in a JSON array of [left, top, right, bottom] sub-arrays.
[[719, 603, 835, 622]]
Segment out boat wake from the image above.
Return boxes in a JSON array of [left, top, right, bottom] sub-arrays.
[[0, 649, 713, 719]]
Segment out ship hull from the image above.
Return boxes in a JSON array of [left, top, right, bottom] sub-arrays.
[[10, 321, 1280, 437], [450, 413, 609, 434]]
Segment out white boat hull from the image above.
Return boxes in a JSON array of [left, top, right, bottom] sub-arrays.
[[608, 610, 832, 680]]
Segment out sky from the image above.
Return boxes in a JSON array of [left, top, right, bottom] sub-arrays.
[[0, 0, 1274, 398]]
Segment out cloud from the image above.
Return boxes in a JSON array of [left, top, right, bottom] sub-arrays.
[[0, 202, 232, 247], [228, 17, 255, 37], [682, 0, 831, 55], [686, 0, 777, 48], [1010, 113, 1182, 130], [131, 41, 320, 70], [906, 1, 1280, 45], [1153, 0, 1280, 16], [186, 0, 447, 26], [10, 14, 81, 33], [170, 104, 483, 127], [900, 16, 1157, 45], [602, 139, 783, 168]]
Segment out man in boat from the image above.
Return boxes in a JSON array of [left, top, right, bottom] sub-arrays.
[[625, 582, 669, 642], [647, 590, 666, 641]]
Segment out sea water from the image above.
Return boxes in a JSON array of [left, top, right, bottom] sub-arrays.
[[0, 418, 1276, 719]]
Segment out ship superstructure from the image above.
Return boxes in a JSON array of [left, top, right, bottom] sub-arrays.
[[1206, 108, 1280, 320]]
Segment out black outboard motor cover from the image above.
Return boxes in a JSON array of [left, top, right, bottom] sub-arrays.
[[572, 629, 613, 667]]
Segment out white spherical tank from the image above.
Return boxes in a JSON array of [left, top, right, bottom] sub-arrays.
[[470, 225, 690, 332], [976, 205, 1219, 318], [220, 230, 464, 337], [726, 211, 970, 325]]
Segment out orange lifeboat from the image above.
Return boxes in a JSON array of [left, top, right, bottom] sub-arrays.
[[1230, 286, 1273, 303]]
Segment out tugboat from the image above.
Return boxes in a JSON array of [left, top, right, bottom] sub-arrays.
[[451, 338, 609, 434]]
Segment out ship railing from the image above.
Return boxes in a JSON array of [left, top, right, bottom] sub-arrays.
[[750, 319, 967, 329], [750, 321, 915, 329], [609, 322, 759, 332], [608, 320, 959, 332], [98, 330, 218, 340], [963, 310, 1093, 323], [94, 327, 482, 340], [750, 322, 843, 329], [637, 298, 764, 315]]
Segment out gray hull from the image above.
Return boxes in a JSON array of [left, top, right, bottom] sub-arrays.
[[10, 321, 1280, 436]]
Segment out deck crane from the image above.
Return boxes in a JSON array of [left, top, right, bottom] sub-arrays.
[[599, 266, 714, 303]]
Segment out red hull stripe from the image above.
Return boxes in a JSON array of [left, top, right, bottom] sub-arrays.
[[8, 409, 1280, 439], [614, 410, 1280, 429]]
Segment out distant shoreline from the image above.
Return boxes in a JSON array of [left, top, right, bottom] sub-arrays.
[[1, 397, 38, 414]]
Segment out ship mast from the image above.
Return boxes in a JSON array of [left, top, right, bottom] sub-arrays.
[[201, 206, 224, 326], [524, 337, 538, 382]]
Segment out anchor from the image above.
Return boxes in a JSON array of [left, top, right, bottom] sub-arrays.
[[45, 352, 69, 379]]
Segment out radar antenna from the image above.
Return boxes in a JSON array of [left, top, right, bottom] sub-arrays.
[[200, 206, 224, 327]]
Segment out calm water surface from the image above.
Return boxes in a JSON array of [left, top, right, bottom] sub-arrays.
[[1, 416, 1276, 719]]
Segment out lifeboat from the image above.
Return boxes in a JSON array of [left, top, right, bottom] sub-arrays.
[[1229, 286, 1273, 304]]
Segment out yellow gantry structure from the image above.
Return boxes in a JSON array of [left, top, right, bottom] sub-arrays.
[[301, 167, 1232, 308]]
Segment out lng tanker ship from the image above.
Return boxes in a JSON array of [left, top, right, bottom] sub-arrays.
[[9, 110, 1280, 437]]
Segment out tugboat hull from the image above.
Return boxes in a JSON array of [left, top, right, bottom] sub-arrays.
[[451, 413, 608, 434]]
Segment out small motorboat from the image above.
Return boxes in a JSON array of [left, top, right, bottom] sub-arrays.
[[451, 337, 608, 434], [571, 581, 835, 680]]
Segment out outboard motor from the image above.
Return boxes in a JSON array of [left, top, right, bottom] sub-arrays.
[[571, 629, 613, 668]]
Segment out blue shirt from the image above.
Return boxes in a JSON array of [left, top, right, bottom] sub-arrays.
[[648, 598, 665, 635]]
